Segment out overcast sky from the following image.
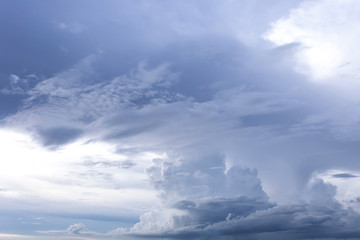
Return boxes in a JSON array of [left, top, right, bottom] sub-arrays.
[[1, 0, 360, 239]]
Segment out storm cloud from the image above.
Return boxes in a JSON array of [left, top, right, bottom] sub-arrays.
[[1, 0, 360, 239]]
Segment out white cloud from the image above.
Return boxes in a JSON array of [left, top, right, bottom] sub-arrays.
[[0, 74, 33, 95], [313, 169, 360, 213], [9, 74, 20, 84], [264, 0, 360, 87], [146, 155, 268, 203], [66, 223, 86, 234], [0, 128, 157, 218], [119, 154, 274, 236], [5, 56, 179, 137]]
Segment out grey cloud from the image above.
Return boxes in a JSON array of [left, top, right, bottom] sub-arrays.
[[37, 126, 83, 147], [27, 55, 96, 99], [4, 57, 181, 149], [240, 109, 306, 127], [121, 154, 276, 237], [39, 222, 99, 236], [289, 109, 360, 142], [1, 74, 41, 96], [204, 204, 360, 240], [3, 0, 360, 238], [76, 170, 113, 182], [94, 85, 303, 153], [5, 37, 360, 238], [83, 159, 136, 169], [304, 179, 338, 206], [11, 58, 178, 123], [104, 122, 162, 141], [66, 223, 85, 234], [146, 155, 269, 202], [332, 173, 358, 178], [172, 196, 274, 226], [120, 178, 360, 240]]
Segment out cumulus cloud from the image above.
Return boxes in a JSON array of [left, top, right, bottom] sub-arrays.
[[146, 155, 268, 202], [66, 223, 86, 234], [114, 154, 274, 237], [115, 172, 360, 239]]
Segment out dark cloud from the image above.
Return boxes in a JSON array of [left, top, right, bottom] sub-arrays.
[[332, 173, 358, 178], [205, 204, 360, 240], [120, 178, 360, 240], [83, 160, 136, 169], [37, 126, 83, 147], [172, 196, 274, 226], [105, 123, 162, 140]]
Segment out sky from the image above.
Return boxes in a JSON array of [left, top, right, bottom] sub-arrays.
[[1, 0, 360, 239]]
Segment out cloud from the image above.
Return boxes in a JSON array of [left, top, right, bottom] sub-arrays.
[[82, 159, 136, 169], [57, 22, 86, 34], [0, 127, 157, 225], [262, 0, 360, 146], [36, 126, 83, 147], [4, 56, 179, 148], [0, 74, 39, 95], [264, 0, 360, 86], [39, 222, 98, 236], [114, 175, 360, 239], [66, 223, 86, 234], [4, 41, 359, 240], [3, 1, 360, 237], [313, 170, 360, 213], [115, 154, 275, 237], [146, 155, 269, 202], [9, 74, 20, 84], [332, 173, 358, 179]]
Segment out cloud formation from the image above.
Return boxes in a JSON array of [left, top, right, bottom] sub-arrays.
[[265, 0, 360, 86], [1, 0, 360, 239], [112, 157, 360, 240]]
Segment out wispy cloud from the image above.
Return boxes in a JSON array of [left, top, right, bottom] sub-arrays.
[[57, 22, 86, 34]]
